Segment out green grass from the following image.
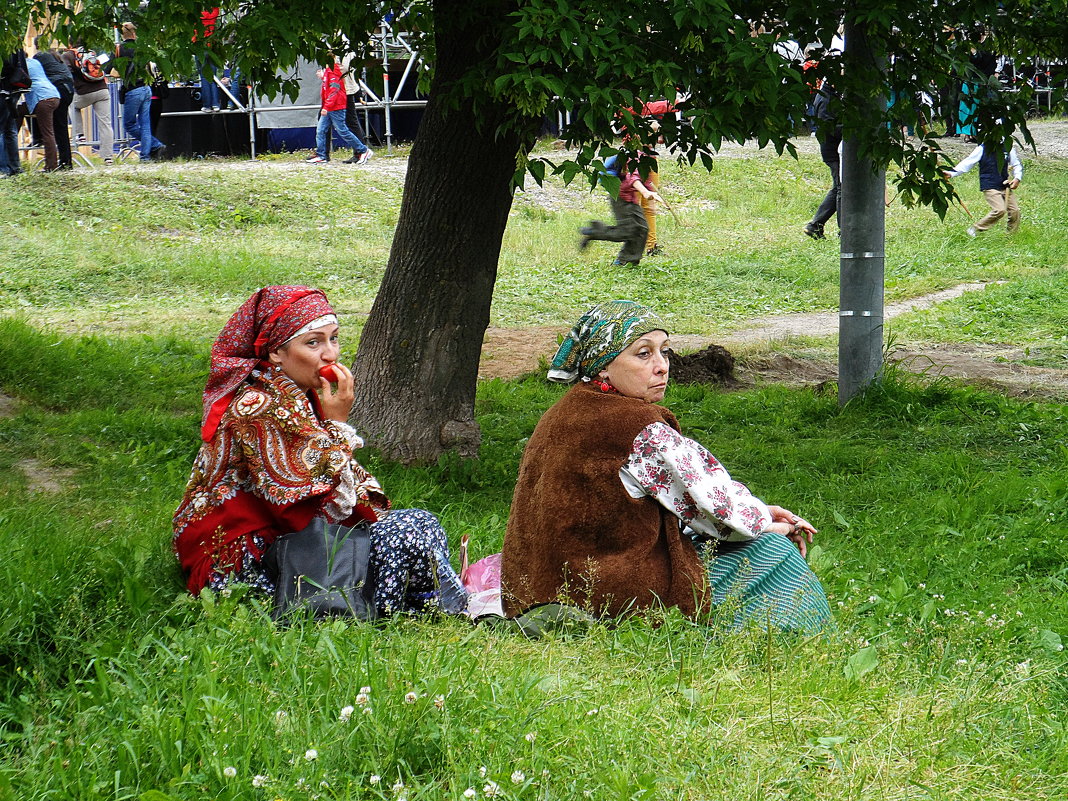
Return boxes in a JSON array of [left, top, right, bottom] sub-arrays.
[[1, 139, 1068, 799]]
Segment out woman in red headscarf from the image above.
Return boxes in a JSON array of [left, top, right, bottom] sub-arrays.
[[173, 285, 467, 615]]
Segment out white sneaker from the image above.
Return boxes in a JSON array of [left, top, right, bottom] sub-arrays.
[[357, 148, 373, 165], [305, 155, 326, 164], [966, 226, 977, 237]]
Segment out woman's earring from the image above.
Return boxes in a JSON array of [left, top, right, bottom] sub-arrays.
[[594, 376, 614, 393]]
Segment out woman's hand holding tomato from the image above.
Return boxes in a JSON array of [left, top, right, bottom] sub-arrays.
[[318, 362, 355, 422]]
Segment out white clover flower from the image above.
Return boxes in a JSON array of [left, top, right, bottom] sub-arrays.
[[918, 583, 926, 589], [362, 706, 374, 715], [1016, 660, 1032, 677], [223, 766, 237, 778], [511, 770, 525, 784], [274, 709, 289, 727], [464, 789, 477, 799], [369, 775, 381, 785], [483, 780, 500, 797], [956, 658, 968, 666], [404, 691, 418, 704], [867, 595, 878, 603], [296, 778, 309, 790], [360, 685, 372, 694], [525, 731, 537, 743], [339, 705, 355, 722], [586, 708, 599, 716], [355, 692, 370, 706], [393, 779, 406, 794], [434, 695, 445, 710], [320, 780, 330, 789], [305, 748, 318, 761], [252, 774, 268, 788], [479, 766, 488, 778]]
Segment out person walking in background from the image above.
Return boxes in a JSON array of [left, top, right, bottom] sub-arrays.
[[25, 55, 61, 171], [195, 7, 221, 113], [341, 51, 371, 158], [802, 82, 841, 239], [0, 50, 28, 176], [942, 135, 1023, 236], [306, 59, 371, 165], [32, 39, 74, 170], [579, 154, 663, 266], [63, 41, 114, 164], [114, 22, 166, 162]]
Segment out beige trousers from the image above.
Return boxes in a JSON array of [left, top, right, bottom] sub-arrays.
[[974, 188, 1020, 232]]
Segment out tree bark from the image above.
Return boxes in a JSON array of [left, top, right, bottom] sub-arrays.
[[838, 17, 887, 405], [349, 0, 537, 463]]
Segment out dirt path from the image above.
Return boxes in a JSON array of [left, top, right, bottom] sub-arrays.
[[479, 281, 1068, 400]]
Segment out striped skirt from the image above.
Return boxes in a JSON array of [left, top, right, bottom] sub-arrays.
[[697, 532, 833, 633]]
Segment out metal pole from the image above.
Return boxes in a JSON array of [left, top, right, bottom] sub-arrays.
[[380, 30, 393, 154], [838, 17, 887, 404]]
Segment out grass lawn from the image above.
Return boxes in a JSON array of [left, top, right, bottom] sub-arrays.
[[1, 134, 1067, 800]]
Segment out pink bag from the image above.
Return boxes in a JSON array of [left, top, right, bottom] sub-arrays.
[[459, 534, 503, 619]]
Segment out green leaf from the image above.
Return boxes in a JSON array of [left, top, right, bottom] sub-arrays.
[[1037, 629, 1064, 655], [844, 646, 879, 681], [832, 510, 851, 529]]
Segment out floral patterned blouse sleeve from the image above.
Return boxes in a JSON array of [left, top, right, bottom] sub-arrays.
[[621, 422, 772, 540]]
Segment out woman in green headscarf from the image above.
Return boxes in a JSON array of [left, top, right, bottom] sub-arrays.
[[501, 300, 831, 632]]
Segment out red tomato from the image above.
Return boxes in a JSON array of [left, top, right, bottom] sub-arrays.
[[319, 364, 339, 381]]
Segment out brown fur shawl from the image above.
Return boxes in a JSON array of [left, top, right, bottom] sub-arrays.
[[501, 382, 708, 618]]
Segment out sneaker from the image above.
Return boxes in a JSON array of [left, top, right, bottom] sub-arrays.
[[151, 144, 168, 160], [966, 226, 977, 237], [357, 148, 373, 165], [305, 155, 326, 163], [201, 107, 212, 113], [212, 105, 221, 112], [802, 221, 825, 240], [74, 134, 86, 144], [645, 244, 664, 256], [342, 154, 360, 164], [103, 158, 114, 166]]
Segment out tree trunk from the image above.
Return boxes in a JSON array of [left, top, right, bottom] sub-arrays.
[[838, 17, 887, 404], [349, 0, 537, 463]]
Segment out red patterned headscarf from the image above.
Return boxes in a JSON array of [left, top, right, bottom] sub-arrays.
[[200, 286, 335, 441]]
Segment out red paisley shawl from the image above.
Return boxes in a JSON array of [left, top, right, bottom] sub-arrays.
[[174, 369, 387, 595]]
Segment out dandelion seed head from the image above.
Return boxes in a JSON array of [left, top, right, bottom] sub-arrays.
[[223, 766, 237, 778]]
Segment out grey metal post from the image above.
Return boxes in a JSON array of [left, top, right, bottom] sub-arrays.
[[838, 17, 887, 404]]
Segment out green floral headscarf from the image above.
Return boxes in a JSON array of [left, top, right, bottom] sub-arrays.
[[548, 300, 667, 384]]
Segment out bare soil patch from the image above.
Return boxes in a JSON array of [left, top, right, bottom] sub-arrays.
[[477, 281, 1068, 400], [16, 458, 77, 495], [0, 392, 16, 419]]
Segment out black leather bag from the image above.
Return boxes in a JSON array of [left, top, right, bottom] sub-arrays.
[[264, 518, 377, 621]]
